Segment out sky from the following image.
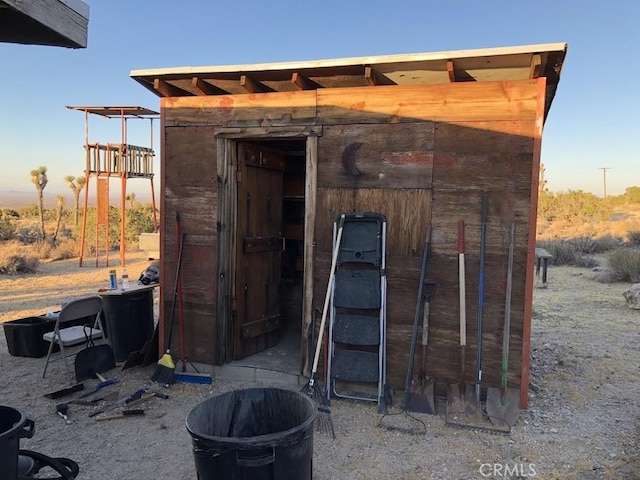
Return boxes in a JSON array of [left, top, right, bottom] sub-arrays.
[[0, 0, 638, 200]]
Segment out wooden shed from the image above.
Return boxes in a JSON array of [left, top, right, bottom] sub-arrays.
[[130, 42, 567, 408]]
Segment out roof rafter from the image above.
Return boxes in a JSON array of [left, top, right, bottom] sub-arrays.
[[446, 60, 456, 82], [529, 54, 542, 78], [153, 79, 193, 97], [240, 74, 274, 93], [364, 66, 396, 86], [291, 72, 322, 90], [191, 77, 229, 95]]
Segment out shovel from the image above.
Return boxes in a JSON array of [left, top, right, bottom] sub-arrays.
[[446, 220, 467, 416], [407, 281, 437, 414], [486, 222, 520, 428]]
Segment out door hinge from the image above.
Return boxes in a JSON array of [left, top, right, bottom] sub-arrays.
[[231, 297, 238, 312], [235, 170, 242, 183]]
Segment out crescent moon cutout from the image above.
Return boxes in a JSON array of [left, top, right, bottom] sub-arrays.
[[341, 142, 363, 176]]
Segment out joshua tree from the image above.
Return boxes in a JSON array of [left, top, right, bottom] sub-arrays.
[[65, 175, 86, 225], [126, 192, 136, 209], [52, 195, 65, 243], [30, 166, 48, 240]]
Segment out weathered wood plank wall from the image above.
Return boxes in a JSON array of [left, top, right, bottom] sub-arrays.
[[161, 124, 218, 361], [159, 80, 541, 400]]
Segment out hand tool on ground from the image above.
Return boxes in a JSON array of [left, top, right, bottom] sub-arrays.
[[77, 377, 118, 398], [88, 388, 146, 417], [446, 220, 468, 419], [55, 404, 72, 425], [300, 214, 345, 440], [69, 391, 119, 406], [486, 222, 520, 430], [44, 383, 84, 400], [95, 409, 145, 421]]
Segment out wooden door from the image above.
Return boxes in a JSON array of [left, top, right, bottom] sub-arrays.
[[233, 143, 285, 359]]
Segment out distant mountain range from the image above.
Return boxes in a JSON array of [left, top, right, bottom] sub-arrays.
[[0, 190, 152, 209]]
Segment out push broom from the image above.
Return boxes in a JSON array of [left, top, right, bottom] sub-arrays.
[[151, 230, 185, 386]]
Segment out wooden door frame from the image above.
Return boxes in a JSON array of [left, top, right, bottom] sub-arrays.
[[215, 126, 321, 369]]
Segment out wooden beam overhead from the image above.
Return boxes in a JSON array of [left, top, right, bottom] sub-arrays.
[[446, 60, 456, 82], [240, 74, 274, 93], [191, 77, 229, 95], [364, 66, 396, 86], [529, 54, 542, 79], [291, 72, 322, 90], [153, 78, 193, 97]]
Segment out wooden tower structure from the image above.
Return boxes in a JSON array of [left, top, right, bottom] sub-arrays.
[[67, 106, 159, 267]]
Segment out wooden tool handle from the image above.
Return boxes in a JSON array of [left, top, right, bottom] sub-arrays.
[[96, 409, 144, 421]]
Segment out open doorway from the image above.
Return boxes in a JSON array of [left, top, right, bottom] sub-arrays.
[[228, 138, 307, 376]]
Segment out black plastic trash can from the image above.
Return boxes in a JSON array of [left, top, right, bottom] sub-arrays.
[[186, 388, 317, 480], [0, 406, 35, 480], [99, 286, 154, 362]]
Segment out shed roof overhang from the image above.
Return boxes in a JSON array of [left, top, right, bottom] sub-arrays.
[[0, 0, 89, 48], [130, 42, 567, 120]]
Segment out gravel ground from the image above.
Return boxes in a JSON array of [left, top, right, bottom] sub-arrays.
[[1, 257, 639, 479]]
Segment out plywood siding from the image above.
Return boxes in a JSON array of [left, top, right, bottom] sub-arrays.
[[162, 92, 317, 127], [163, 126, 218, 362]]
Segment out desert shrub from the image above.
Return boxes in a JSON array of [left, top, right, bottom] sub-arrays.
[[592, 234, 624, 252], [568, 235, 623, 254], [49, 238, 79, 260], [0, 218, 15, 241], [74, 205, 156, 252], [32, 240, 53, 260], [0, 250, 39, 274], [572, 255, 599, 269], [627, 230, 640, 246], [604, 248, 640, 283], [1, 209, 19, 220], [539, 238, 599, 268], [537, 239, 577, 266], [567, 236, 597, 254], [15, 226, 42, 244], [19, 204, 40, 218], [126, 206, 155, 243]]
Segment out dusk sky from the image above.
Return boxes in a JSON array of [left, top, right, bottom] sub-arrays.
[[1, 0, 638, 198]]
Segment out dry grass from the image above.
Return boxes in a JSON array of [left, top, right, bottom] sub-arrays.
[[0, 241, 39, 274], [602, 248, 640, 283]]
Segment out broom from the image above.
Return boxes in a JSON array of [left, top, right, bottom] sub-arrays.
[[301, 214, 344, 439], [151, 231, 185, 385]]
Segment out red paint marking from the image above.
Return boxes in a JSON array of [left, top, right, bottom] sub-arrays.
[[433, 152, 457, 167], [381, 151, 433, 165]]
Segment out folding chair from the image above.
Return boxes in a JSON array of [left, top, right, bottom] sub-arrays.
[[42, 296, 106, 383]]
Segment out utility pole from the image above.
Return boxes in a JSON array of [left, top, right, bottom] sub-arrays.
[[599, 167, 610, 199]]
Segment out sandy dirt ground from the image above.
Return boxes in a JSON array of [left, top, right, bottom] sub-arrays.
[[0, 255, 638, 479]]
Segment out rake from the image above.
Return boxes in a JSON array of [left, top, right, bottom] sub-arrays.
[[300, 214, 344, 439]]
